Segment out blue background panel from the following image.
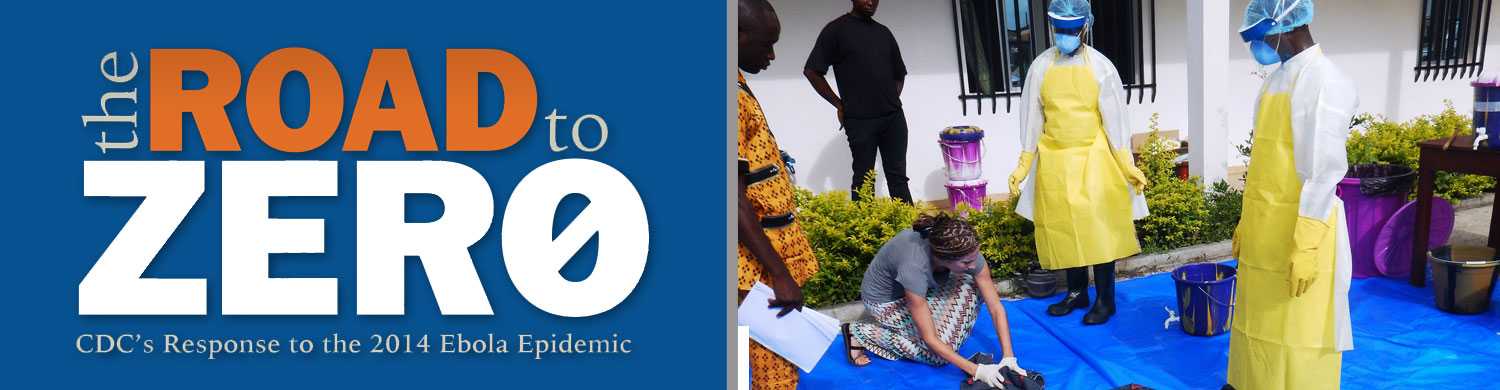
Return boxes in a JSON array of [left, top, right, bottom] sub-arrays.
[[0, 1, 728, 387]]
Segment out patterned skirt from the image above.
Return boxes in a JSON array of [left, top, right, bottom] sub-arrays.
[[848, 273, 980, 366]]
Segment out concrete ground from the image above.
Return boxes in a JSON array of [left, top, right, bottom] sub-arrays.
[[1448, 194, 1494, 248]]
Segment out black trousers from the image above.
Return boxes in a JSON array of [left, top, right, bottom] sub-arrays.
[[844, 110, 912, 204]]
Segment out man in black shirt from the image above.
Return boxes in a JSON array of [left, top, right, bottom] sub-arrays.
[[803, 0, 912, 204]]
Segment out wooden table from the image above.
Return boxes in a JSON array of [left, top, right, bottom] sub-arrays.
[[1411, 135, 1500, 286]]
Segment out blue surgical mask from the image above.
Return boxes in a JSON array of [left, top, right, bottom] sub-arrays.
[[1239, 0, 1304, 65], [1249, 40, 1281, 65], [1055, 33, 1081, 55]]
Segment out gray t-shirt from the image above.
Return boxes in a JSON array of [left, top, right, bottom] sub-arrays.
[[859, 230, 987, 304]]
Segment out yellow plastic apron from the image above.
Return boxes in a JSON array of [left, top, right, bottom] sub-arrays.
[[1032, 51, 1141, 270], [1227, 81, 1343, 390]]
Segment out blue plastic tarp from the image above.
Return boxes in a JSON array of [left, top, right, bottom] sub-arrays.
[[798, 262, 1500, 389]]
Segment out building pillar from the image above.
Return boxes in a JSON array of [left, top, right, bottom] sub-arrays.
[[1187, 0, 1231, 184]]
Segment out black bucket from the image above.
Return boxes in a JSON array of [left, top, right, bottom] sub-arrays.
[[1428, 245, 1500, 314], [1023, 269, 1059, 298]]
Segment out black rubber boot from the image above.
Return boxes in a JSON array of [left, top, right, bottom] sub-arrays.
[[1046, 267, 1089, 316], [1083, 261, 1117, 325]]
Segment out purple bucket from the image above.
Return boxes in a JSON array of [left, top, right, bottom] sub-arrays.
[[940, 141, 983, 181], [1338, 164, 1416, 279], [945, 179, 987, 211], [940, 126, 984, 181]]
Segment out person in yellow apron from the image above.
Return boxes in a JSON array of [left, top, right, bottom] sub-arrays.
[[1229, 1, 1356, 388], [1009, 0, 1149, 326]]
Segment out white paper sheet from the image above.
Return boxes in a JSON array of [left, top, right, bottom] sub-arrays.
[[736, 281, 840, 373]]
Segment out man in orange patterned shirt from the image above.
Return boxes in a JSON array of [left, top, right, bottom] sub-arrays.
[[738, 0, 819, 388]]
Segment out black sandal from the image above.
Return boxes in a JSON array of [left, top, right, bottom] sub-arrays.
[[842, 323, 871, 367]]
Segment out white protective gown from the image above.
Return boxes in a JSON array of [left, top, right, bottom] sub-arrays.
[[1253, 45, 1357, 352]]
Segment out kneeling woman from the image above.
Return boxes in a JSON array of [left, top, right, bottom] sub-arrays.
[[843, 213, 1023, 387]]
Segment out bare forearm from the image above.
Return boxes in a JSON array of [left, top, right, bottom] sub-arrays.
[[988, 302, 1015, 358], [976, 269, 1015, 357], [803, 69, 842, 107]]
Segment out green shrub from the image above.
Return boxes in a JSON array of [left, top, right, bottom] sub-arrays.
[[795, 171, 919, 307], [1203, 180, 1243, 243], [1345, 103, 1494, 202], [1133, 130, 1210, 252], [1125, 115, 1245, 252], [1138, 114, 1181, 183], [966, 198, 1036, 278], [795, 171, 1035, 306]]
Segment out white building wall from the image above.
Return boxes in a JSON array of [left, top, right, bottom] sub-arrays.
[[749, 0, 1500, 202]]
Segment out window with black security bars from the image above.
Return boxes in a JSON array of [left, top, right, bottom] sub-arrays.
[[1089, 0, 1157, 104], [1416, 0, 1493, 81], [951, 0, 1157, 115]]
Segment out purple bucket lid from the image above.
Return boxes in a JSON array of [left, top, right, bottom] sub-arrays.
[[1372, 197, 1456, 278], [939, 126, 985, 142], [1472, 80, 1500, 88], [1473, 73, 1500, 87]]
